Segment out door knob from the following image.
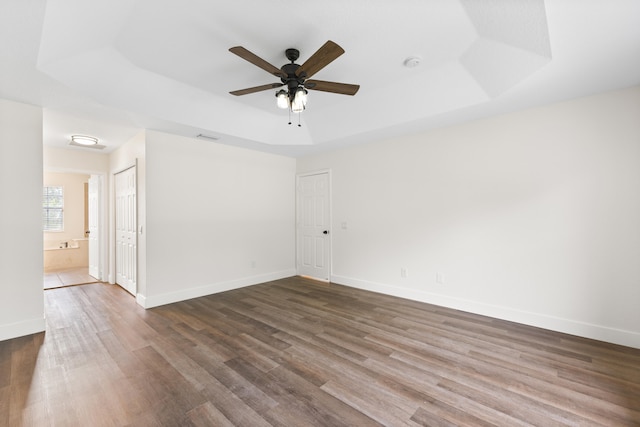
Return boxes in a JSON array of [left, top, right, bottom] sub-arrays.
[[323, 230, 329, 234]]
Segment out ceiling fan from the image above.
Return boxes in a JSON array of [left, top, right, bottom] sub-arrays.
[[229, 40, 359, 114]]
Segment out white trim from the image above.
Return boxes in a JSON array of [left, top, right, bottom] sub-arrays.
[[296, 169, 332, 178], [136, 293, 146, 307], [0, 316, 46, 342], [139, 269, 296, 309], [112, 163, 137, 176], [331, 274, 640, 350]]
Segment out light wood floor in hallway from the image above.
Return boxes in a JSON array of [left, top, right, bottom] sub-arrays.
[[2, 277, 639, 426], [43, 267, 99, 289]]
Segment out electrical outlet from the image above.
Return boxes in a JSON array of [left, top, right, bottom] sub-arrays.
[[401, 268, 408, 278], [251, 260, 257, 268], [436, 272, 444, 284]]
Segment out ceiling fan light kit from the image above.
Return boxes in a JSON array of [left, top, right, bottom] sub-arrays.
[[291, 87, 308, 113], [230, 41, 359, 123], [275, 89, 289, 109]]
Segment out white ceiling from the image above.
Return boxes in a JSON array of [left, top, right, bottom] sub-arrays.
[[1, 0, 639, 157]]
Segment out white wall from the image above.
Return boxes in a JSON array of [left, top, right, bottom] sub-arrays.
[[43, 172, 89, 247], [297, 86, 640, 349], [43, 146, 110, 174], [142, 130, 296, 307], [0, 99, 45, 341]]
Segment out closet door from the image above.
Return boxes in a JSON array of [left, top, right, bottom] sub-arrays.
[[115, 166, 137, 295]]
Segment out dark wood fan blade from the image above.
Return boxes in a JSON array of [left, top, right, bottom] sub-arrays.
[[229, 46, 285, 78], [295, 40, 345, 79], [230, 83, 284, 96], [304, 80, 360, 95]]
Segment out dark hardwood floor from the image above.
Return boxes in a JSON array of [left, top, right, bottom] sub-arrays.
[[1, 277, 639, 426]]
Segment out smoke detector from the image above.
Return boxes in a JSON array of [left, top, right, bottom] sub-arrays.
[[403, 56, 422, 68]]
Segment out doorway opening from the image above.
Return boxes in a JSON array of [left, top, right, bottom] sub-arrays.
[[43, 171, 104, 289]]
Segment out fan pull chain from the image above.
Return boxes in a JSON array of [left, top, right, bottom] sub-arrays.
[[286, 109, 302, 127]]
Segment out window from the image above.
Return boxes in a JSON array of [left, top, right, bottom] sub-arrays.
[[43, 186, 64, 231]]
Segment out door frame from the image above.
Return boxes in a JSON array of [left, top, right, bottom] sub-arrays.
[[296, 169, 332, 282]]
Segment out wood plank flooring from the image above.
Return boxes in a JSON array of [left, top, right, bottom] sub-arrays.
[[43, 267, 99, 289], [1, 277, 639, 426]]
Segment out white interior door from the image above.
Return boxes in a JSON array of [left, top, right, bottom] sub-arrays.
[[297, 172, 330, 281], [87, 175, 101, 280], [115, 166, 137, 295]]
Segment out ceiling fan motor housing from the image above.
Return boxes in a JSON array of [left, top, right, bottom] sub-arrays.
[[281, 49, 306, 98]]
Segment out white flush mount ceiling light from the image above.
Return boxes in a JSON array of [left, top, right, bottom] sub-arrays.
[[69, 135, 106, 150], [71, 135, 98, 145]]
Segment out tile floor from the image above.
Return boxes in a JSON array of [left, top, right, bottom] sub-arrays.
[[43, 266, 99, 289]]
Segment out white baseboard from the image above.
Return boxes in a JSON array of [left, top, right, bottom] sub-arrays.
[[140, 269, 297, 309], [0, 316, 46, 342], [331, 274, 640, 350], [136, 293, 146, 308]]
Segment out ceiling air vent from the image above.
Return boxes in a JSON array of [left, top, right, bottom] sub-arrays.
[[196, 134, 220, 141]]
